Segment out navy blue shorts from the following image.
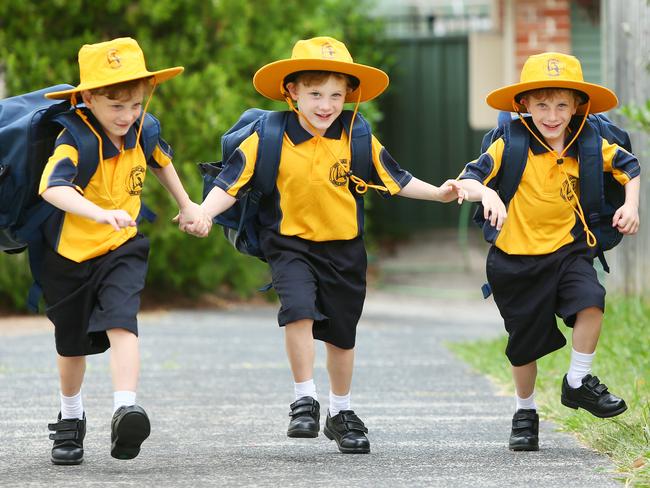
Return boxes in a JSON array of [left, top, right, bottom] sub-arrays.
[[260, 231, 367, 350], [41, 235, 149, 357], [486, 240, 605, 366]]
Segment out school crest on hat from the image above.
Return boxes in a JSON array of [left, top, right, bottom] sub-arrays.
[[46, 37, 184, 100], [486, 52, 617, 114], [253, 36, 389, 102]]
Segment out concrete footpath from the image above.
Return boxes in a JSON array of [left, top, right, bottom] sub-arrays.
[[0, 230, 620, 487]]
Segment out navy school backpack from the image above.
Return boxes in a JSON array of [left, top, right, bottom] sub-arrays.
[[198, 109, 373, 260], [0, 84, 160, 309], [473, 112, 631, 278]]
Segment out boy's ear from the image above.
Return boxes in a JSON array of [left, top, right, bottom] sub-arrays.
[[80, 90, 93, 107], [518, 96, 528, 110], [285, 82, 299, 101]]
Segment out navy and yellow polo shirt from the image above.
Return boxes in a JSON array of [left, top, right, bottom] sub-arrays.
[[460, 128, 640, 255], [214, 112, 412, 242], [39, 111, 173, 262]]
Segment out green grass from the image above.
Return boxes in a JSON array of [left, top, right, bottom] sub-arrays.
[[449, 296, 650, 487]]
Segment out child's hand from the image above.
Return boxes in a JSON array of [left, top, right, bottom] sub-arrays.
[[174, 202, 212, 238], [95, 209, 137, 231], [437, 179, 469, 204], [481, 188, 507, 230], [612, 203, 639, 235]]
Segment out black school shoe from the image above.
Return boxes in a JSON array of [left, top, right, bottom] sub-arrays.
[[323, 410, 370, 454], [287, 396, 320, 438], [561, 374, 627, 418], [110, 405, 151, 460], [509, 409, 539, 451], [49, 413, 86, 465]]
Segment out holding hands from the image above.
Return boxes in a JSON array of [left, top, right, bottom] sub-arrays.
[[174, 202, 212, 238], [436, 179, 469, 204]]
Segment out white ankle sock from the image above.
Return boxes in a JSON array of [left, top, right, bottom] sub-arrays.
[[113, 390, 136, 413], [567, 348, 595, 388], [515, 392, 537, 411], [294, 379, 317, 401], [60, 391, 84, 420], [329, 391, 351, 417]]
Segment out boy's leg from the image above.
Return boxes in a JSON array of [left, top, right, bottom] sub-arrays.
[[322, 342, 369, 454], [509, 361, 539, 451], [106, 327, 150, 460], [571, 306, 601, 354], [512, 361, 537, 402], [561, 306, 627, 417], [58, 354, 86, 399], [285, 319, 320, 438], [285, 319, 315, 384], [49, 355, 87, 465], [107, 327, 140, 394]]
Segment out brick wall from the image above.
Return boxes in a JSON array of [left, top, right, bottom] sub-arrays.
[[513, 0, 571, 71]]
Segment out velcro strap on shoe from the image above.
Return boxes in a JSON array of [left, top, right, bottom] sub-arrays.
[[512, 418, 535, 429], [340, 412, 368, 433], [289, 404, 318, 417], [49, 430, 80, 441], [48, 419, 81, 432], [585, 376, 609, 394]]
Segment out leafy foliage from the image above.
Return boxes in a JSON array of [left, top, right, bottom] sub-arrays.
[[0, 0, 387, 310]]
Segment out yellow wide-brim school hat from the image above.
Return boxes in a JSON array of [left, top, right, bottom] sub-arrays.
[[253, 36, 389, 103], [45, 37, 184, 100], [486, 52, 618, 114]]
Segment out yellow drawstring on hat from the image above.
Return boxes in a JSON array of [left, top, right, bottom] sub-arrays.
[[282, 88, 388, 194], [513, 99, 597, 248], [70, 79, 157, 215]]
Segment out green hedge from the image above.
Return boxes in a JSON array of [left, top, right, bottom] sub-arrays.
[[0, 0, 388, 310]]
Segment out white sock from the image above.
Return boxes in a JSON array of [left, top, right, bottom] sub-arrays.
[[329, 391, 351, 417], [60, 391, 84, 420], [294, 379, 317, 401], [515, 392, 537, 411], [113, 390, 136, 413], [567, 348, 595, 388]]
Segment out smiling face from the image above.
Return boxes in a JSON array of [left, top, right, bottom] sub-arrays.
[[286, 74, 351, 136], [81, 85, 145, 148], [520, 89, 580, 149]]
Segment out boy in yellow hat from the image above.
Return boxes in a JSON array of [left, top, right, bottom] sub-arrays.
[[39, 37, 211, 465], [456, 52, 640, 451], [187, 36, 467, 454]]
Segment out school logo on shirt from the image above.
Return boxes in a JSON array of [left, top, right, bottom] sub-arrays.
[[560, 175, 578, 202], [329, 160, 349, 187], [127, 165, 145, 195]]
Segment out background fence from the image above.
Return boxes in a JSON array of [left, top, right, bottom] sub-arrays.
[[603, 0, 650, 296]]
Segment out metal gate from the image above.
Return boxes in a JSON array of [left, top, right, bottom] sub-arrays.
[[372, 36, 483, 236]]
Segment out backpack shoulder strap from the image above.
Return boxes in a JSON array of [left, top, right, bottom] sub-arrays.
[[577, 118, 602, 229], [137, 113, 161, 161], [340, 110, 372, 182], [252, 111, 289, 197], [495, 118, 529, 206], [51, 110, 100, 188]]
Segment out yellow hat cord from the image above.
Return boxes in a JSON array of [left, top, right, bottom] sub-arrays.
[[70, 81, 157, 214], [513, 99, 597, 248], [282, 88, 388, 194]]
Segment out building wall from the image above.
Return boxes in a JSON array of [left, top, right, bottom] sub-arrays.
[[513, 0, 572, 71]]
